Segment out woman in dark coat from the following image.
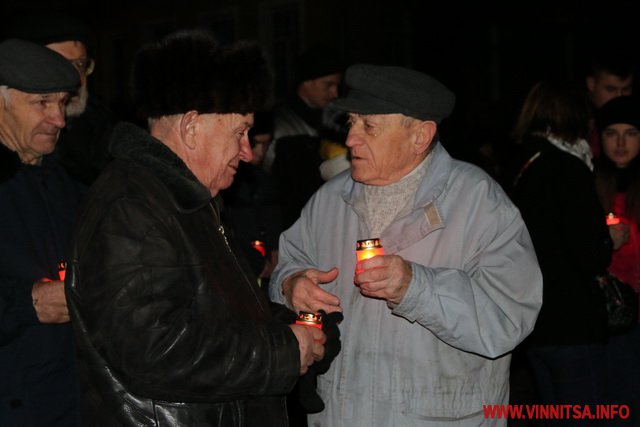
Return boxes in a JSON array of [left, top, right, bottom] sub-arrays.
[[509, 80, 612, 417]]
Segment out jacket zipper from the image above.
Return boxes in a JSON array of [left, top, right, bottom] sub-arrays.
[[210, 204, 267, 313]]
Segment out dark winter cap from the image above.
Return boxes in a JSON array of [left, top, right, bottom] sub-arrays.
[[7, 13, 91, 48], [0, 38, 80, 94], [294, 45, 344, 86], [331, 64, 455, 123], [596, 96, 640, 133], [132, 29, 270, 119]]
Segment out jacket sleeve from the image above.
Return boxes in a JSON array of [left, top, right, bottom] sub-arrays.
[[0, 276, 39, 345], [72, 198, 299, 403], [391, 206, 543, 358]]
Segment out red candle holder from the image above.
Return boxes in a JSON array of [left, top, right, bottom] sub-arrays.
[[295, 311, 323, 329], [606, 213, 620, 226], [356, 238, 384, 274], [57, 261, 67, 281]]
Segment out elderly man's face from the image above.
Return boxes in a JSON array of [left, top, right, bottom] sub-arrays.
[[346, 113, 425, 186], [186, 113, 253, 196], [0, 88, 68, 164]]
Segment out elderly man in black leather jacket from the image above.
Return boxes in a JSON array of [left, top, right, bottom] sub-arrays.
[[66, 29, 334, 426]]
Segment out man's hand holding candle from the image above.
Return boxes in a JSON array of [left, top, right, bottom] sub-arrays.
[[31, 278, 69, 324], [354, 254, 413, 305]]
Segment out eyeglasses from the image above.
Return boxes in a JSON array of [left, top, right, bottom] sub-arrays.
[[70, 58, 95, 76]]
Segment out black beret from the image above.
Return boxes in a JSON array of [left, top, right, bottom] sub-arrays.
[[0, 38, 80, 94], [331, 64, 455, 123], [595, 96, 640, 133], [132, 29, 271, 119], [7, 13, 90, 49]]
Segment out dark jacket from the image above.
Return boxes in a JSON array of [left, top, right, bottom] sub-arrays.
[[510, 134, 611, 346], [53, 95, 116, 186], [0, 143, 85, 426], [67, 122, 300, 426]]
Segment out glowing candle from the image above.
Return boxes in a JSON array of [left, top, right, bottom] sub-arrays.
[[251, 240, 266, 257], [295, 311, 323, 329], [356, 238, 384, 274], [606, 213, 620, 226], [57, 261, 67, 281]]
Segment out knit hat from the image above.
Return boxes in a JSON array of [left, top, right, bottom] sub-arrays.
[[596, 96, 640, 133], [294, 45, 344, 86], [0, 38, 80, 94], [331, 64, 455, 123], [131, 29, 271, 119]]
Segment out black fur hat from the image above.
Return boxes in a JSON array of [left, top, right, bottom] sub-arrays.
[[132, 29, 271, 119]]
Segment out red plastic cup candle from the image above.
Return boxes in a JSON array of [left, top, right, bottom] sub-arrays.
[[356, 238, 384, 274], [250, 240, 266, 257], [57, 261, 67, 281], [295, 311, 323, 329], [606, 213, 620, 226]]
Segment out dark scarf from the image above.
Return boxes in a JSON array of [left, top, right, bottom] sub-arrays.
[[0, 142, 21, 183]]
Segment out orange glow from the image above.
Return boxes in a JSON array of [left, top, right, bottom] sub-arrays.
[[606, 213, 620, 226]]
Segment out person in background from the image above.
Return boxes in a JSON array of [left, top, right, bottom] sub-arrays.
[[585, 50, 634, 158], [66, 29, 336, 426], [10, 12, 117, 185], [266, 45, 345, 229], [270, 64, 542, 427], [510, 80, 612, 424], [222, 110, 282, 294], [593, 95, 640, 425], [0, 38, 83, 427]]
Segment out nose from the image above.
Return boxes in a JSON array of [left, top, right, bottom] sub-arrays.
[[48, 104, 66, 129], [239, 133, 254, 163], [345, 129, 364, 148], [329, 85, 339, 100]]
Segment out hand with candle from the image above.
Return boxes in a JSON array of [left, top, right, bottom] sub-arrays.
[[288, 323, 326, 375], [31, 278, 70, 324], [282, 267, 341, 315], [608, 221, 630, 250], [354, 254, 413, 305]]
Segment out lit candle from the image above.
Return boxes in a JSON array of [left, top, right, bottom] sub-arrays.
[[250, 240, 266, 257], [295, 311, 323, 329], [57, 261, 67, 281], [356, 238, 384, 274], [606, 213, 620, 226]]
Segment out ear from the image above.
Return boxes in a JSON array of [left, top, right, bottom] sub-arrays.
[[586, 76, 595, 93], [413, 120, 437, 155], [180, 110, 199, 149]]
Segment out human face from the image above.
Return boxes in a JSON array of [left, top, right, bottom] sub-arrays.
[[601, 123, 640, 168], [346, 113, 423, 186], [249, 133, 272, 166], [46, 40, 90, 117], [186, 113, 253, 196], [0, 88, 68, 164], [298, 73, 341, 108], [587, 72, 633, 109]]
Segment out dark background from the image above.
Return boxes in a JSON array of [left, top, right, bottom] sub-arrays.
[[2, 0, 638, 177]]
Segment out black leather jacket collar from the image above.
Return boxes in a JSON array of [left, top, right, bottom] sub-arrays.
[[108, 122, 212, 212]]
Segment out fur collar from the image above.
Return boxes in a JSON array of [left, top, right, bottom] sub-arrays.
[[109, 122, 212, 211]]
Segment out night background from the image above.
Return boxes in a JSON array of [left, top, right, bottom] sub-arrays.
[[2, 0, 638, 182]]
